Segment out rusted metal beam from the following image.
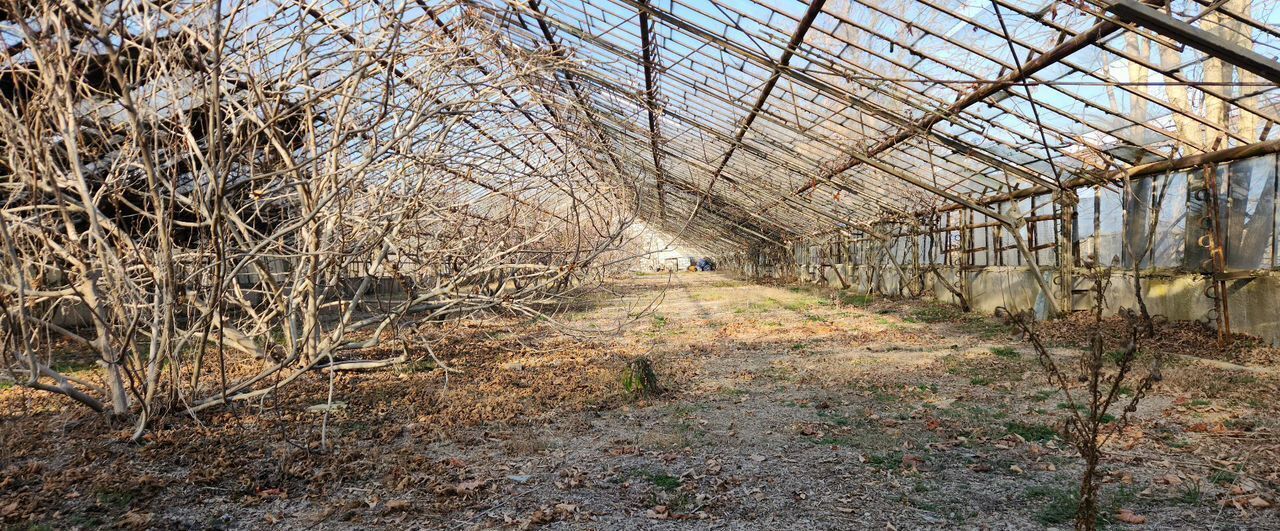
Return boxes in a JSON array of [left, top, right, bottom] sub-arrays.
[[1104, 0, 1280, 85], [819, 14, 1138, 184], [638, 2, 666, 219], [518, 0, 1050, 210], [687, 0, 828, 219], [523, 0, 628, 177]]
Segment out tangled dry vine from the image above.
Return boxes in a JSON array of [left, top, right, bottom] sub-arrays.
[[0, 0, 648, 437]]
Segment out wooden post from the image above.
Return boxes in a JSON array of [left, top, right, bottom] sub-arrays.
[[1055, 189, 1078, 313]]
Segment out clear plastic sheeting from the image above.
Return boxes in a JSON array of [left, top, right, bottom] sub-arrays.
[[1151, 172, 1188, 268], [971, 212, 992, 267], [1097, 187, 1125, 267], [1029, 195, 1058, 267], [1224, 155, 1277, 271], [1075, 186, 1097, 266], [794, 153, 1278, 275], [1184, 167, 1217, 271], [1123, 176, 1153, 268]]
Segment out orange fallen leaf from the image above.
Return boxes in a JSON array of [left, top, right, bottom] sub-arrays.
[[646, 505, 670, 519], [119, 510, 154, 529], [901, 454, 924, 469], [1115, 509, 1147, 524]]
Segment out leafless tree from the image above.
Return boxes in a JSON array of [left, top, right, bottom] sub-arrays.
[[0, 0, 646, 437]]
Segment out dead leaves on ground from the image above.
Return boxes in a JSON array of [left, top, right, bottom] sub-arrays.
[[434, 478, 487, 497], [1115, 508, 1147, 524], [508, 502, 581, 528]]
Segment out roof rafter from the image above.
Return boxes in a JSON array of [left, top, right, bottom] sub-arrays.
[[686, 0, 829, 222]]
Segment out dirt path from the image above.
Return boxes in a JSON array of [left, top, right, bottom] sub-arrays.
[[2, 273, 1278, 530]]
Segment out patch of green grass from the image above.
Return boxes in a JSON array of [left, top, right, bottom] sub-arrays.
[[911, 303, 962, 323], [1024, 485, 1078, 525], [645, 472, 682, 492], [1030, 389, 1056, 402], [1006, 421, 1057, 442], [651, 313, 668, 329], [913, 383, 939, 394], [669, 403, 706, 417], [0, 380, 14, 391], [908, 496, 940, 512], [52, 358, 97, 374], [863, 385, 897, 403], [957, 404, 1008, 421], [741, 299, 781, 313], [1026, 484, 1140, 526], [1188, 399, 1211, 407], [1105, 350, 1131, 365], [790, 342, 808, 351], [814, 436, 853, 446], [400, 359, 441, 373], [957, 318, 1014, 340], [990, 346, 1019, 359], [1209, 470, 1237, 485], [342, 421, 371, 435], [817, 409, 852, 426], [1205, 374, 1259, 397], [1108, 485, 1138, 512], [1223, 417, 1255, 431], [839, 293, 874, 307], [1176, 481, 1204, 505], [969, 376, 992, 386], [782, 299, 814, 312], [717, 386, 748, 397], [94, 486, 140, 510], [866, 450, 904, 470]]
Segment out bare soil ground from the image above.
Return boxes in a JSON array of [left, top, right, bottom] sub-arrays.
[[3, 272, 1279, 530]]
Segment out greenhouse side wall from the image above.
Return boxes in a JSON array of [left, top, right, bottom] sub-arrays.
[[764, 153, 1280, 345]]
